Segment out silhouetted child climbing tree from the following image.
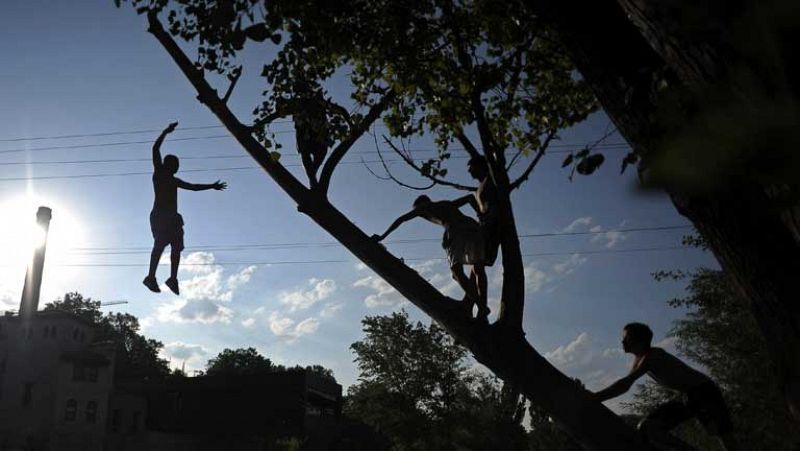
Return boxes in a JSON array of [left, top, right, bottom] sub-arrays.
[[143, 122, 227, 295]]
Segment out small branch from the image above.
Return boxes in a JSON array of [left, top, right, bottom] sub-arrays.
[[454, 131, 482, 159], [383, 136, 476, 192], [325, 99, 354, 128], [318, 91, 395, 193], [222, 66, 242, 104], [364, 134, 436, 190], [248, 107, 293, 133], [509, 131, 558, 190]]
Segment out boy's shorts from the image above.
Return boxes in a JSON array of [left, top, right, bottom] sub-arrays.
[[646, 381, 734, 435], [150, 210, 184, 251]]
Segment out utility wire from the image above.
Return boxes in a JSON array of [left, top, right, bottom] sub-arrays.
[[37, 245, 691, 268], [65, 225, 691, 254]]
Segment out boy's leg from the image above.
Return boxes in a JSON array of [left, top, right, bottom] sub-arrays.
[[165, 246, 181, 295], [450, 264, 478, 305], [144, 242, 166, 292], [472, 265, 489, 320], [639, 401, 696, 451]]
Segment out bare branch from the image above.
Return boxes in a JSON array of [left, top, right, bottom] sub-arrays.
[[222, 66, 242, 104], [363, 134, 437, 190], [509, 131, 558, 190], [383, 136, 476, 192], [318, 91, 396, 193], [454, 130, 482, 159]]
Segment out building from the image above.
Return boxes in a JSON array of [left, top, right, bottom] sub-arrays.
[[0, 310, 116, 451]]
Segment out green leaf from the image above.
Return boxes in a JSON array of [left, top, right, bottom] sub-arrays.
[[576, 153, 605, 175], [561, 153, 574, 168], [270, 33, 282, 45], [270, 151, 282, 162]]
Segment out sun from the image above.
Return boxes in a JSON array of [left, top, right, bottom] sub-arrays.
[[0, 194, 85, 275]]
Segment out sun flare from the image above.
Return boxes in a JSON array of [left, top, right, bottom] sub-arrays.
[[0, 195, 85, 273]]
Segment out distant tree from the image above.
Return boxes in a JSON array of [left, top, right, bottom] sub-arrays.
[[44, 292, 170, 381], [205, 347, 274, 376], [345, 311, 527, 451], [626, 269, 800, 450]]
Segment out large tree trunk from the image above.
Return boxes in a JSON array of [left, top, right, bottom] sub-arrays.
[[146, 12, 657, 450], [528, 0, 800, 419]]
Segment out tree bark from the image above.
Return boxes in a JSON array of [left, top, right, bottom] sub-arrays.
[[146, 12, 657, 450], [526, 0, 800, 418]]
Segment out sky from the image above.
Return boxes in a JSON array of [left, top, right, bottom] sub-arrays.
[[0, 0, 718, 412]]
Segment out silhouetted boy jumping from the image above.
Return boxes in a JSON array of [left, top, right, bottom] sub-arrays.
[[373, 195, 490, 322], [592, 323, 738, 451], [143, 122, 227, 295]]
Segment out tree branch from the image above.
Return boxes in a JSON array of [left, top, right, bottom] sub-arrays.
[[509, 131, 558, 190], [383, 136, 476, 192], [365, 134, 437, 190], [454, 130, 482, 159], [318, 92, 396, 193], [222, 66, 242, 104]]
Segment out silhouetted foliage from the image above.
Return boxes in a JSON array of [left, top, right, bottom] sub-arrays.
[[345, 311, 527, 451], [626, 269, 800, 450], [205, 347, 337, 383], [206, 347, 274, 376], [44, 292, 170, 381]]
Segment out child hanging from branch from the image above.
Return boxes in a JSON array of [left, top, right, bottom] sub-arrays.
[[142, 122, 227, 295], [373, 195, 491, 322]]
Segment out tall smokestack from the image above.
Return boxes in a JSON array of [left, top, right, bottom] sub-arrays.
[[19, 206, 52, 318]]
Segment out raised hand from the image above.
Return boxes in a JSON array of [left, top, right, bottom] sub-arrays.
[[213, 180, 228, 190], [165, 121, 179, 133]]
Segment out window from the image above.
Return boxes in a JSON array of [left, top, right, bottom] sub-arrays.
[[42, 326, 49, 338], [85, 401, 97, 424], [73, 364, 85, 381], [51, 326, 57, 338], [72, 328, 79, 340], [64, 399, 77, 421], [111, 409, 121, 432], [22, 383, 32, 407], [87, 366, 98, 382], [131, 411, 141, 433]]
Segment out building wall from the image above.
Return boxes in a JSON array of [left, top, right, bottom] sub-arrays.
[[0, 313, 112, 450]]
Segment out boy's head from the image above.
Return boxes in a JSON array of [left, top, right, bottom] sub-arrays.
[[467, 155, 488, 180], [413, 195, 432, 208], [163, 154, 179, 174], [622, 322, 653, 354]]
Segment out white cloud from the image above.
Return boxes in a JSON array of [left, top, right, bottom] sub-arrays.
[[354, 274, 404, 308], [544, 333, 631, 400], [589, 224, 627, 249], [151, 252, 257, 324], [268, 311, 320, 341], [241, 317, 256, 328], [524, 264, 549, 293], [320, 302, 343, 318], [552, 253, 587, 275], [279, 278, 336, 312], [161, 341, 210, 373], [562, 216, 593, 233], [295, 317, 320, 335]]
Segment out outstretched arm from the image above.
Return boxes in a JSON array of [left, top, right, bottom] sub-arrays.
[[176, 179, 227, 192], [373, 210, 420, 241], [592, 357, 648, 402], [153, 122, 178, 169], [452, 194, 479, 212]]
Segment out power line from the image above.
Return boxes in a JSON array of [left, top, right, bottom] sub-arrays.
[[40, 245, 691, 267], [0, 123, 287, 143], [0, 132, 627, 156], [65, 225, 691, 254], [0, 143, 630, 167]]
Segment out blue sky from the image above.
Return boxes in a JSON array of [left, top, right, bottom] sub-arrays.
[[0, 0, 717, 411]]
